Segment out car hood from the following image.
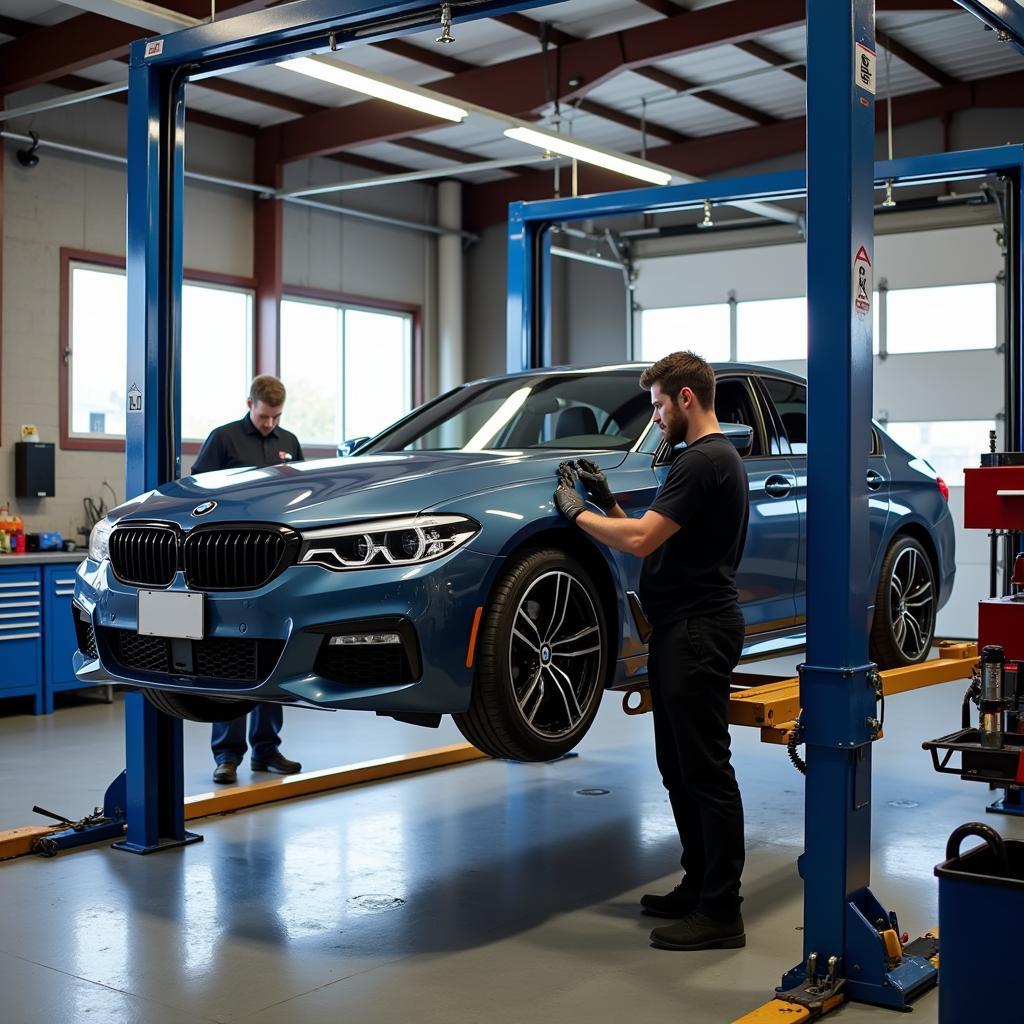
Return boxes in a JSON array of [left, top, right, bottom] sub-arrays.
[[115, 450, 628, 530]]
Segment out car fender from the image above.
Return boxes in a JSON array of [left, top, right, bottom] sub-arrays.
[[424, 479, 635, 663]]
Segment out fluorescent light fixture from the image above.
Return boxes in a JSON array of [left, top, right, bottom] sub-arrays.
[[504, 126, 673, 186], [280, 57, 468, 123]]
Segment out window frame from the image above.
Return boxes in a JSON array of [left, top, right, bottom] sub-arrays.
[[59, 248, 257, 454], [651, 374, 770, 465], [756, 373, 884, 457], [281, 285, 423, 457]]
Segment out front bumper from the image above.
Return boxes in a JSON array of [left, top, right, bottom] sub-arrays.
[[73, 546, 501, 714]]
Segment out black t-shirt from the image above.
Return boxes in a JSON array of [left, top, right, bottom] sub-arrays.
[[638, 433, 749, 626], [192, 414, 304, 473]]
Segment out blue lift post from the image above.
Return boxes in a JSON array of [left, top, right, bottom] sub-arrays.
[[780, 0, 936, 1008], [110, 0, 565, 856]]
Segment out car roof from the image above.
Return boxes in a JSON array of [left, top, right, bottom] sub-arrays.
[[468, 362, 806, 387]]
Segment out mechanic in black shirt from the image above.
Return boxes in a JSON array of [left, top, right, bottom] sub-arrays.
[[193, 375, 304, 785], [554, 351, 749, 952]]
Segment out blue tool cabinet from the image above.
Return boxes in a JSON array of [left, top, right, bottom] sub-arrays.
[[0, 554, 87, 714]]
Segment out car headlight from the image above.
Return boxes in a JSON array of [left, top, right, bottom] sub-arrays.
[[298, 515, 479, 571], [88, 517, 114, 562]]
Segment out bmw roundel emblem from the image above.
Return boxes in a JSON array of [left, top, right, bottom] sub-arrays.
[[192, 501, 217, 517]]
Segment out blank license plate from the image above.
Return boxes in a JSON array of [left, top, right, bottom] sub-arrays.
[[138, 590, 204, 640]]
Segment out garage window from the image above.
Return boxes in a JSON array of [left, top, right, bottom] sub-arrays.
[[279, 297, 414, 447], [640, 305, 730, 362], [884, 420, 997, 487], [886, 283, 996, 354], [735, 296, 881, 362], [64, 255, 254, 448]]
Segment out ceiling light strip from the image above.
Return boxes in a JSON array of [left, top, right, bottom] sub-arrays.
[[279, 57, 469, 123], [504, 126, 674, 187]]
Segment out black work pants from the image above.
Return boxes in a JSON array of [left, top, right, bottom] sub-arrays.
[[648, 607, 746, 922]]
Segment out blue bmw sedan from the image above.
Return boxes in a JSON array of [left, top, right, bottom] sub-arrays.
[[73, 364, 955, 761]]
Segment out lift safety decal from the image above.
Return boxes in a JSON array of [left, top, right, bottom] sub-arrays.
[[855, 42, 876, 95], [853, 245, 872, 320], [127, 382, 143, 414]]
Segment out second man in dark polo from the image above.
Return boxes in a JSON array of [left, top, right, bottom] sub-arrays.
[[193, 374, 305, 784]]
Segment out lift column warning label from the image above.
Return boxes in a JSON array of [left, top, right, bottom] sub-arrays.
[[853, 245, 872, 320], [855, 42, 876, 94]]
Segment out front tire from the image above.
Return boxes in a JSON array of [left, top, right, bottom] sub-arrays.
[[142, 689, 258, 723], [454, 548, 608, 761], [870, 535, 937, 668]]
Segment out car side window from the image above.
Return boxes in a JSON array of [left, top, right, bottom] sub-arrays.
[[713, 378, 765, 457], [762, 378, 807, 456], [761, 378, 880, 456], [652, 377, 765, 465]]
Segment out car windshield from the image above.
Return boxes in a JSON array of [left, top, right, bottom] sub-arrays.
[[363, 371, 653, 453]]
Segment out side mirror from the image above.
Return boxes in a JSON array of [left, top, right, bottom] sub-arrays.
[[337, 436, 370, 458], [721, 422, 753, 455]]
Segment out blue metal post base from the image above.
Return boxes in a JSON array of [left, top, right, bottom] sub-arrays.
[[988, 787, 1024, 816], [114, 691, 202, 855], [780, 887, 937, 1011], [112, 831, 202, 855]]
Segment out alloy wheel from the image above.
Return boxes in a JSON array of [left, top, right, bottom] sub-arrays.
[[888, 544, 934, 662], [508, 570, 603, 740]]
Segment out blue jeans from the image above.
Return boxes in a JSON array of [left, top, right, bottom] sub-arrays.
[[211, 703, 284, 765]]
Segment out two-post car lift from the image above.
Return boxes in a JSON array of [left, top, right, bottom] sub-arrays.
[[30, 0, 1024, 1020]]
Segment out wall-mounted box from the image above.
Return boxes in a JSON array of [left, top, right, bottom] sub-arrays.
[[15, 442, 55, 498]]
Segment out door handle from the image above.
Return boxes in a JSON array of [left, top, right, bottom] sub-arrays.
[[866, 470, 885, 491], [765, 475, 792, 498]]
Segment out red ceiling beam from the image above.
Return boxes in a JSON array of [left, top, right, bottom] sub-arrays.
[[733, 41, 806, 82], [374, 37, 474, 75], [276, 0, 809, 163], [0, 0, 264, 93], [45, 72, 258, 136], [0, 14, 34, 37], [464, 67, 1024, 231], [635, 0, 684, 15], [499, 6, 777, 128]]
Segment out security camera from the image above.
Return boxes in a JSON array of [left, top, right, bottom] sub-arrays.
[[16, 131, 40, 169]]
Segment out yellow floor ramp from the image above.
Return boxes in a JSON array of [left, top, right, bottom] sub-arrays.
[[732, 996, 841, 1022]]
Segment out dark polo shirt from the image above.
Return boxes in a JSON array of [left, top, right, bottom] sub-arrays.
[[192, 414, 304, 473]]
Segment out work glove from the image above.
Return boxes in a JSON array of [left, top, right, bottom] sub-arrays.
[[554, 463, 587, 523], [575, 458, 616, 512]]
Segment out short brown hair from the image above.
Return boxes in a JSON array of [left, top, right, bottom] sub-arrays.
[[639, 350, 715, 410], [249, 375, 286, 407]]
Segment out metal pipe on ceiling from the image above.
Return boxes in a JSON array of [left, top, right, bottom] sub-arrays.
[[280, 154, 562, 198], [549, 246, 624, 270], [0, 130, 476, 240], [0, 82, 130, 123]]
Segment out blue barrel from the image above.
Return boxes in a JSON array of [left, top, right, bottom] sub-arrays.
[[935, 822, 1022, 1022]]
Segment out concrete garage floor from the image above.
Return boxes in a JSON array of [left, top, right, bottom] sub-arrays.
[[0, 662, 1020, 1023]]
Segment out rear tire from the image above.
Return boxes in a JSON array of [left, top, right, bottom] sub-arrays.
[[142, 688, 258, 723], [454, 548, 607, 761], [870, 535, 937, 668]]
